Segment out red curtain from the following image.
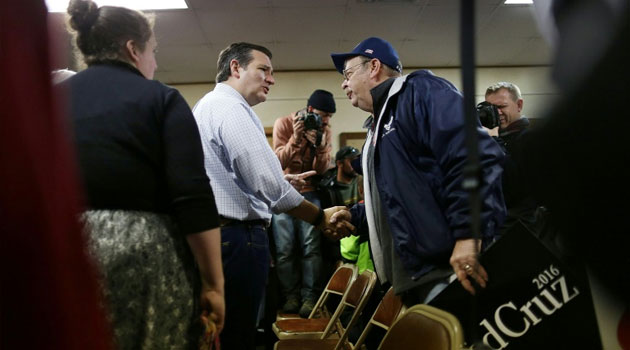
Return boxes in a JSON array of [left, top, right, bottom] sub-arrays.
[[0, 1, 112, 348]]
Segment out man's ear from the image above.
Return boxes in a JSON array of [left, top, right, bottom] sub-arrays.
[[125, 40, 140, 64], [517, 98, 524, 112], [307, 106, 314, 113], [229, 59, 240, 79], [369, 59, 381, 79]]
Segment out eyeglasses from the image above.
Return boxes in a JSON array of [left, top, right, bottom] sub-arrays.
[[342, 60, 369, 80]]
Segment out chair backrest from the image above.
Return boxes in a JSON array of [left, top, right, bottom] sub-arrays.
[[320, 270, 377, 340], [343, 287, 404, 350], [378, 304, 464, 350], [309, 263, 357, 319]]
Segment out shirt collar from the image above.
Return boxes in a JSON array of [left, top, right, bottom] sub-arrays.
[[214, 82, 251, 106]]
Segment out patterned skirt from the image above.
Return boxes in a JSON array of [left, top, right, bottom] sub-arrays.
[[81, 210, 201, 350]]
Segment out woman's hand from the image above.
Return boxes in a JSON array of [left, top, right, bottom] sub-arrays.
[[186, 228, 225, 334], [200, 284, 225, 334]]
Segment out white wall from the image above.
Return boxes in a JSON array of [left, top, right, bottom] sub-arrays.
[[173, 66, 558, 154]]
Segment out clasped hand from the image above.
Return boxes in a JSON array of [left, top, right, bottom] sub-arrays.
[[318, 206, 354, 240]]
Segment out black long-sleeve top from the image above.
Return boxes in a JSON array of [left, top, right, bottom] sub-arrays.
[[65, 60, 219, 234]]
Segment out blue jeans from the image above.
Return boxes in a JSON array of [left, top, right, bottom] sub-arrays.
[[272, 191, 322, 302], [219, 223, 270, 350]]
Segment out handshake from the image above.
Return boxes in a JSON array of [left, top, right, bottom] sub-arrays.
[[318, 206, 355, 241], [284, 171, 354, 240]]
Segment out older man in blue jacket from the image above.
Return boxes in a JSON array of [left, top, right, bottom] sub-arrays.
[[330, 37, 506, 305]]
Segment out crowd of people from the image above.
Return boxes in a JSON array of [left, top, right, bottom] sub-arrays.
[[3, 0, 628, 349]]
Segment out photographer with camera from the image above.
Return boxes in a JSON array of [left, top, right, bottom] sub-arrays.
[[481, 82, 529, 144], [481, 82, 537, 229], [272, 89, 335, 317]]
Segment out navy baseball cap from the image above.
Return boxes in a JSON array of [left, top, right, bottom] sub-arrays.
[[331, 37, 402, 74], [335, 146, 360, 162]]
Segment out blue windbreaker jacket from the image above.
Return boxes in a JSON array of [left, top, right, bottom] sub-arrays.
[[350, 70, 506, 280]]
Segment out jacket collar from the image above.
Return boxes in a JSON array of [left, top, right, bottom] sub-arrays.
[[368, 74, 408, 145], [371, 77, 396, 122], [364, 76, 406, 131]]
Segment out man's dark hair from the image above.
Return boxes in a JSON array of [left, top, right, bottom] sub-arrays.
[[215, 42, 272, 83]]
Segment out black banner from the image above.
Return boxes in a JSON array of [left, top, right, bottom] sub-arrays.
[[430, 223, 601, 349]]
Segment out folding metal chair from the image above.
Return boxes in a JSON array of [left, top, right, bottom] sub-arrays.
[[273, 270, 376, 341], [378, 304, 465, 350], [276, 263, 357, 321], [274, 286, 404, 350]]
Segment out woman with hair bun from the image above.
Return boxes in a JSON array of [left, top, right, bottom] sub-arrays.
[[63, 0, 224, 348]]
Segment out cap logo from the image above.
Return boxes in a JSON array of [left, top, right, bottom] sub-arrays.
[[364, 49, 374, 54]]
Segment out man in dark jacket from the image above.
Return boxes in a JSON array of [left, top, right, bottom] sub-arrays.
[[484, 82, 537, 228], [329, 37, 506, 305]]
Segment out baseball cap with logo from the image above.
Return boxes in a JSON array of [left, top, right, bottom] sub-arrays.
[[330, 37, 402, 75], [335, 146, 360, 162]]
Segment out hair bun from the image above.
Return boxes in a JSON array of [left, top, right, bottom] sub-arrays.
[[67, 0, 99, 32]]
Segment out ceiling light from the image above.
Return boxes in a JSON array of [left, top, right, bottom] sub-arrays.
[[45, 0, 188, 12], [504, 0, 534, 4]]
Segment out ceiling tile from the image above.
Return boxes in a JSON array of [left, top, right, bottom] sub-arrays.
[[271, 0, 349, 7], [271, 7, 346, 42], [272, 41, 342, 70], [153, 10, 206, 45], [341, 3, 421, 41], [187, 0, 271, 10], [196, 8, 276, 43], [479, 5, 540, 37]]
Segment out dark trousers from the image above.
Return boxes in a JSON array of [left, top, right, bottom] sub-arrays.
[[220, 223, 270, 350]]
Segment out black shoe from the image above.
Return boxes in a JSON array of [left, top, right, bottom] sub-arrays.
[[282, 298, 300, 314], [299, 299, 315, 318]]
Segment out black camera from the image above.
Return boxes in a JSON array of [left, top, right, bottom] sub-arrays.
[[299, 112, 323, 131], [476, 101, 500, 129], [298, 112, 323, 146]]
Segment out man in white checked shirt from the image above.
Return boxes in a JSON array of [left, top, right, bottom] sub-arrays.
[[193, 42, 352, 350]]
